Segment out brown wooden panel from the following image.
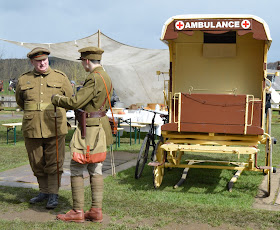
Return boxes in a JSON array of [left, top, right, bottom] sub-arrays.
[[163, 93, 263, 135], [180, 94, 247, 125]]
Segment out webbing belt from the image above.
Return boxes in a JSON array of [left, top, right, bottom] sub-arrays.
[[24, 103, 54, 111]]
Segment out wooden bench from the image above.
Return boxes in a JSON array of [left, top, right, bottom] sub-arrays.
[[136, 121, 160, 126], [2, 122, 22, 145], [120, 123, 146, 144], [114, 127, 124, 149]]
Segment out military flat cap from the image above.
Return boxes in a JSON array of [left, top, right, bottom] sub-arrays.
[[78, 47, 104, 60], [27, 47, 50, 60]]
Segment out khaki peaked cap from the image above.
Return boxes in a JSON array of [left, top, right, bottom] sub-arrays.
[[78, 47, 104, 60], [27, 47, 50, 60]]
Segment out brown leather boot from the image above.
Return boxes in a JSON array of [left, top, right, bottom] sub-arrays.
[[56, 209, 84, 223], [84, 207, 103, 222]]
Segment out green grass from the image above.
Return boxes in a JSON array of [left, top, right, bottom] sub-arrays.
[[0, 143, 29, 171], [103, 167, 280, 229], [110, 131, 145, 153], [0, 114, 24, 145], [0, 166, 278, 229], [0, 112, 280, 229]]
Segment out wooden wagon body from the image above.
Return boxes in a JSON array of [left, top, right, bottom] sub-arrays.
[[152, 14, 275, 195]]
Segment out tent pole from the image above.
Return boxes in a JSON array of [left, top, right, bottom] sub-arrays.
[[98, 29, 101, 48]]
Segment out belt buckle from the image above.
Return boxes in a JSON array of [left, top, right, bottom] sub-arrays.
[[37, 103, 41, 110]]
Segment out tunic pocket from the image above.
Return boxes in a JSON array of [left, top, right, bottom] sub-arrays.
[[47, 81, 63, 95], [45, 109, 63, 127], [21, 82, 36, 100], [22, 113, 34, 131]]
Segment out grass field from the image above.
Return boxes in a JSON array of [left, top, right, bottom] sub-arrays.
[[0, 111, 280, 229]]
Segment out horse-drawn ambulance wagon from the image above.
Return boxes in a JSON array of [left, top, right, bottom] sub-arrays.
[[151, 14, 276, 196]]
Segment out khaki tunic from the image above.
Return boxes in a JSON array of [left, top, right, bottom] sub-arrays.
[[52, 66, 113, 146], [16, 67, 73, 138], [15, 67, 73, 193]]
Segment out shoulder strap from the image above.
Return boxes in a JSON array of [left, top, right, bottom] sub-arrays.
[[94, 71, 113, 109], [53, 69, 67, 77], [94, 71, 117, 132], [100, 79, 113, 109]]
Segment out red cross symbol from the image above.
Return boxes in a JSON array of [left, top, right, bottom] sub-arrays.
[[175, 21, 184, 30], [241, 20, 250, 29]]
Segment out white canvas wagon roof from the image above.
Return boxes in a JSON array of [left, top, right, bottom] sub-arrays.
[[161, 14, 272, 48]]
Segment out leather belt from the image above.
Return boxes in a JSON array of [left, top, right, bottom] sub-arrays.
[[86, 111, 106, 118]]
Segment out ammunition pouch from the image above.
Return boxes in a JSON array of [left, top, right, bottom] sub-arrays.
[[109, 118, 118, 135]]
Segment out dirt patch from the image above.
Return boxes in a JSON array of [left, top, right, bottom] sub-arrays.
[[0, 209, 241, 229], [253, 170, 280, 211], [0, 207, 112, 227], [0, 208, 55, 222]]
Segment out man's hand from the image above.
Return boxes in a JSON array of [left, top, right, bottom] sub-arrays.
[[51, 94, 62, 106]]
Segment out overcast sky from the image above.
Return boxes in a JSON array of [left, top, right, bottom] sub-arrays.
[[0, 0, 279, 62]]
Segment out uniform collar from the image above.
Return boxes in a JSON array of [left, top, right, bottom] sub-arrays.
[[91, 65, 103, 73], [33, 67, 52, 76]]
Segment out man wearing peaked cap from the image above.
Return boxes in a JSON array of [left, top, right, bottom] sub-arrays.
[[77, 47, 104, 60], [52, 46, 113, 223], [15, 47, 73, 210], [27, 47, 50, 60]]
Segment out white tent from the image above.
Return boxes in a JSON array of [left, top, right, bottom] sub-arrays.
[[1, 31, 169, 108], [270, 87, 280, 108], [267, 69, 280, 108]]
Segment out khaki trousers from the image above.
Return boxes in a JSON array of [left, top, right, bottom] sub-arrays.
[[24, 135, 65, 194]]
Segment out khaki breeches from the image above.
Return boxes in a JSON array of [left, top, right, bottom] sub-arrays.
[[70, 159, 103, 177], [24, 135, 66, 177]]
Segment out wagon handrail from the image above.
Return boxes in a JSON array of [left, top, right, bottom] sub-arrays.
[[173, 93, 181, 132], [244, 95, 255, 134]]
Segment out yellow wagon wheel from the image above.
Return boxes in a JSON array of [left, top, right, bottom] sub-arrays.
[[153, 139, 165, 189], [265, 108, 272, 197]]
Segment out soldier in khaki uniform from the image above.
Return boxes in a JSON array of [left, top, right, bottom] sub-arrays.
[[52, 47, 113, 223], [15, 47, 73, 209]]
